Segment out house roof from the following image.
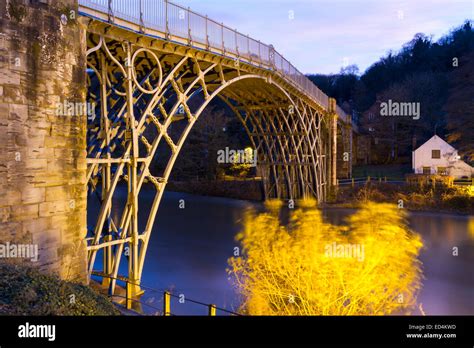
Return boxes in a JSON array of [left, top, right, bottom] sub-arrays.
[[413, 135, 456, 153]]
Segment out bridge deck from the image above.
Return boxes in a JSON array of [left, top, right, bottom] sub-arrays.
[[78, 0, 356, 129]]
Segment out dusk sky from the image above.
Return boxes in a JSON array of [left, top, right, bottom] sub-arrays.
[[173, 0, 473, 74]]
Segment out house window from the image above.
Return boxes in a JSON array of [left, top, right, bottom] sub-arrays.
[[437, 167, 448, 175], [422, 166, 431, 175], [432, 150, 441, 159]]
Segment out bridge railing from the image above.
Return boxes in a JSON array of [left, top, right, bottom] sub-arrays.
[[337, 176, 474, 187], [91, 272, 241, 316], [79, 0, 358, 122]]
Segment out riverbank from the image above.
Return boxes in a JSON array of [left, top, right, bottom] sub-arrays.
[[167, 179, 473, 215], [329, 182, 474, 215]]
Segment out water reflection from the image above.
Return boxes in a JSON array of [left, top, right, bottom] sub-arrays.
[[88, 188, 474, 315]]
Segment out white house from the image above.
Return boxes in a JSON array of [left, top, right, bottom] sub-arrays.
[[412, 135, 474, 178]]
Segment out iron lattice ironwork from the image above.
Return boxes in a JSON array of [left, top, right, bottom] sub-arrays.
[[81, 4, 351, 297]]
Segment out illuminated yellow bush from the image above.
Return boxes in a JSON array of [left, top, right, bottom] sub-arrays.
[[454, 185, 474, 197], [229, 147, 255, 178], [228, 200, 423, 315]]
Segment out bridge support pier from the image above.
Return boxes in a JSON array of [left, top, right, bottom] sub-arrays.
[[0, 0, 88, 281], [328, 99, 338, 193], [337, 124, 353, 179]]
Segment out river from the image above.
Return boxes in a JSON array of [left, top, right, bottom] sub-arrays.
[[90, 188, 474, 315]]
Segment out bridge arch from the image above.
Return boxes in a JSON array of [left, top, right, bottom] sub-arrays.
[[84, 25, 330, 295]]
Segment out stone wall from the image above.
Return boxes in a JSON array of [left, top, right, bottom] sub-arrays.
[[0, 0, 87, 282], [336, 126, 352, 179], [354, 134, 372, 165]]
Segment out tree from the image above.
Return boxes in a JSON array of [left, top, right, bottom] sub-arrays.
[[307, 65, 359, 106], [308, 20, 474, 137], [172, 106, 232, 180], [445, 52, 474, 162], [228, 200, 423, 315], [361, 71, 448, 163]]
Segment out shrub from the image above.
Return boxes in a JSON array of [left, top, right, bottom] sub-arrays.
[[441, 194, 473, 212], [228, 200, 423, 315], [356, 184, 387, 202], [0, 263, 120, 315]]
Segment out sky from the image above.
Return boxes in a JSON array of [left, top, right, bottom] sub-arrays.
[[171, 0, 473, 74]]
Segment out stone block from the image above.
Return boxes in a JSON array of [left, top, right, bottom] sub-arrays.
[[22, 217, 53, 236], [0, 69, 20, 85], [21, 186, 46, 204], [24, 158, 47, 171], [45, 186, 67, 202], [44, 135, 69, 148], [39, 200, 68, 217], [9, 103, 28, 122], [0, 206, 11, 223], [26, 135, 46, 148], [6, 190, 22, 207], [0, 103, 7, 119], [10, 204, 39, 221], [33, 228, 61, 248]]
